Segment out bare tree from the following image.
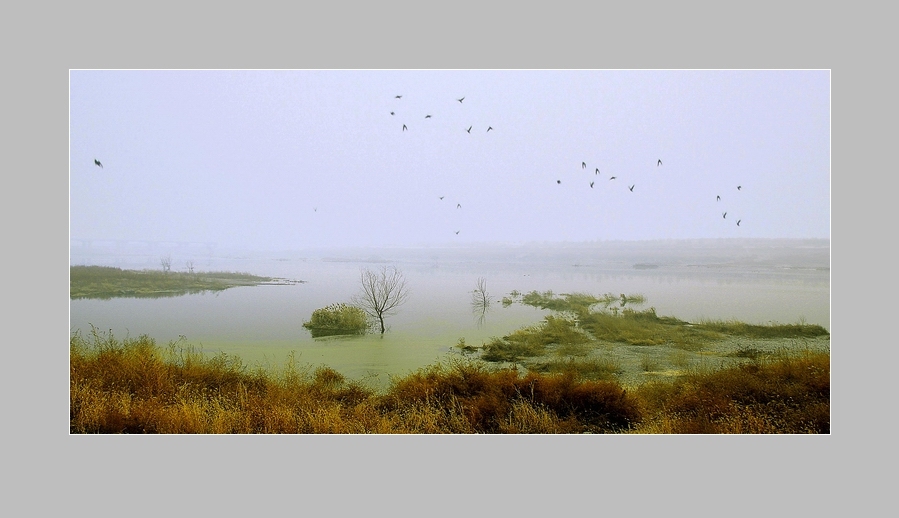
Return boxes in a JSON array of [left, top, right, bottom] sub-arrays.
[[471, 277, 490, 308], [160, 255, 172, 274], [471, 277, 490, 328], [355, 265, 409, 334]]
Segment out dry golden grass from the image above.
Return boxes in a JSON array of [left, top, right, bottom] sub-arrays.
[[631, 348, 830, 434], [70, 328, 828, 434]]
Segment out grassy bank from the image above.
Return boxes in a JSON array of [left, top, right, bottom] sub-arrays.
[[70, 265, 285, 299], [70, 327, 829, 434], [479, 292, 828, 361]]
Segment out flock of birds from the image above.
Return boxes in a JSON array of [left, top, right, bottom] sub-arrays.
[[562, 156, 746, 228], [387, 93, 501, 236], [385, 93, 747, 235], [91, 92, 747, 238], [390, 94, 494, 137]]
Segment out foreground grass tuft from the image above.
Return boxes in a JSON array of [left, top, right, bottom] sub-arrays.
[[525, 356, 623, 381], [633, 348, 830, 433], [71, 328, 638, 433], [71, 328, 829, 434]]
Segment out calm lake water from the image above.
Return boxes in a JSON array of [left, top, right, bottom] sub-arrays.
[[70, 239, 830, 389]]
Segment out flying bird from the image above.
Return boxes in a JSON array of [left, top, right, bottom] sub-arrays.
[[723, 212, 727, 219], [439, 196, 444, 200], [737, 185, 742, 190], [466, 126, 472, 133], [395, 95, 402, 99], [590, 181, 594, 188], [737, 220, 741, 226], [425, 115, 431, 118], [402, 124, 407, 131], [94, 159, 103, 168], [557, 180, 561, 184], [390, 111, 395, 115], [582, 162, 586, 169], [486, 126, 493, 132], [609, 176, 616, 180], [455, 230, 460, 235], [595, 168, 600, 175], [457, 97, 465, 103], [658, 159, 662, 166], [629, 185, 635, 192], [457, 203, 462, 209], [717, 195, 721, 201]]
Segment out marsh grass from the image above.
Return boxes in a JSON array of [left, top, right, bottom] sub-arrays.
[[382, 359, 641, 433], [509, 291, 828, 349], [526, 356, 623, 381], [70, 265, 275, 299], [71, 328, 643, 433], [519, 290, 602, 314], [553, 341, 591, 357], [640, 355, 662, 372], [302, 303, 369, 337], [633, 348, 830, 433], [579, 307, 722, 348], [728, 347, 770, 360], [696, 319, 829, 339], [480, 315, 590, 362], [70, 328, 828, 434], [668, 348, 693, 368]]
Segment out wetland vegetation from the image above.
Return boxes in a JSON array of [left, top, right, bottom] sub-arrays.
[[70, 265, 298, 299], [69, 260, 829, 433], [70, 327, 829, 434], [71, 295, 830, 434], [472, 290, 829, 389], [302, 303, 370, 337]]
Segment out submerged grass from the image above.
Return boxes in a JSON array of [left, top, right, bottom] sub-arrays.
[[579, 307, 722, 348], [71, 327, 829, 434], [695, 319, 829, 339], [480, 315, 590, 362], [525, 356, 623, 381], [503, 290, 829, 349]]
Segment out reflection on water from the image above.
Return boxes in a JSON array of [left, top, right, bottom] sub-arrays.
[[70, 239, 830, 390], [470, 276, 491, 329]]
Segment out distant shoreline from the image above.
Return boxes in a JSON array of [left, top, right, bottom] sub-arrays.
[[69, 265, 304, 300]]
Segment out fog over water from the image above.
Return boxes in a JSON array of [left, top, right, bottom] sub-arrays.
[[70, 70, 829, 249], [70, 70, 829, 387], [70, 238, 829, 385]]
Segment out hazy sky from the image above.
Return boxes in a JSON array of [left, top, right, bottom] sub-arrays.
[[70, 70, 830, 249]]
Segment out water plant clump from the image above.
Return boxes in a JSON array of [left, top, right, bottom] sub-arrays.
[[303, 303, 370, 337], [696, 319, 829, 339], [481, 315, 590, 362], [578, 307, 722, 348], [516, 290, 645, 316]]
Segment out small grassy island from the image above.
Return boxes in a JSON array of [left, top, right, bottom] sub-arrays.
[[70, 265, 301, 300]]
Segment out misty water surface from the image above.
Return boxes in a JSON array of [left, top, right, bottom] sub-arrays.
[[70, 240, 830, 388]]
